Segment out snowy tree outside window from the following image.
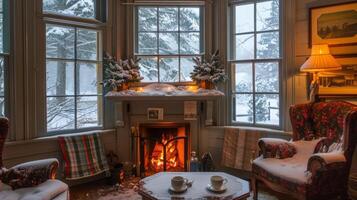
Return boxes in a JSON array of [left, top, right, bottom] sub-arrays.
[[46, 24, 103, 132], [232, 0, 281, 127], [135, 6, 203, 82], [43, 0, 95, 18], [0, 0, 9, 116]]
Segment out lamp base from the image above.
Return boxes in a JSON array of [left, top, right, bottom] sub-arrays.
[[309, 78, 319, 102]]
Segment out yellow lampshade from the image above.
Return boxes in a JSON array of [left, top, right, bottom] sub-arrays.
[[300, 44, 341, 72]]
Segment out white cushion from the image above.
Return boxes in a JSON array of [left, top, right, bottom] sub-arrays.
[[0, 180, 68, 200], [253, 139, 321, 185]]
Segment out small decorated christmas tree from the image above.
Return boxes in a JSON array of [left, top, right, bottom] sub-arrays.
[[104, 53, 143, 91], [190, 50, 227, 88]]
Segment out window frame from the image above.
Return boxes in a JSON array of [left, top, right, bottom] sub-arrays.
[[0, 0, 10, 117], [42, 1, 105, 135], [42, 0, 106, 22], [0, 53, 9, 117], [229, 0, 283, 129], [133, 5, 205, 84]]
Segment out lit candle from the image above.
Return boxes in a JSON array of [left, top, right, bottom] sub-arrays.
[[137, 87, 144, 92], [188, 85, 198, 91]]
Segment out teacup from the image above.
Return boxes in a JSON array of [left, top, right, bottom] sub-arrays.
[[210, 175, 228, 190], [171, 176, 188, 191]]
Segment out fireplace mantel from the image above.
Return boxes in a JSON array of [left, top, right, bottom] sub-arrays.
[[105, 84, 224, 101], [107, 84, 223, 127]]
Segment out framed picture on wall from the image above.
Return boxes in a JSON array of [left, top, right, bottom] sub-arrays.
[[318, 57, 357, 95], [147, 108, 164, 120], [309, 2, 357, 47]]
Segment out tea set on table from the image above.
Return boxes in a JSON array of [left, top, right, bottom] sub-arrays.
[[169, 175, 228, 194]]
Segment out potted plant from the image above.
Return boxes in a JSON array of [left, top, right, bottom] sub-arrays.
[[190, 50, 227, 89], [104, 53, 144, 91]]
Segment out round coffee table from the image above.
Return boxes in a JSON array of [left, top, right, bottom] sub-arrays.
[[138, 172, 250, 200]]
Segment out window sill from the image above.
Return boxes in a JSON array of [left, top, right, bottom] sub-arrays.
[[223, 126, 292, 136], [5, 129, 116, 146]]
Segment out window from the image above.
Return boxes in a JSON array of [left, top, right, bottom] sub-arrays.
[[44, 0, 103, 133], [0, 0, 9, 116], [231, 0, 281, 127], [43, 0, 96, 18], [46, 25, 102, 132], [135, 6, 203, 82]]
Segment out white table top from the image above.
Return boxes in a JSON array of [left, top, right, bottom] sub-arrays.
[[138, 172, 250, 200]]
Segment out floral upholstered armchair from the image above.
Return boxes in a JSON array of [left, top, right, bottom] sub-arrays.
[[0, 117, 69, 200], [252, 101, 357, 200]]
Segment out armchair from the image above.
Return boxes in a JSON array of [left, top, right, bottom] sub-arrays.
[[252, 101, 357, 200], [0, 117, 69, 200]]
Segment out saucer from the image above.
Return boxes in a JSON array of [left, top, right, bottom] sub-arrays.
[[169, 185, 188, 193], [206, 184, 227, 193]]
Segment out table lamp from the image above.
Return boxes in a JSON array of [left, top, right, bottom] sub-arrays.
[[300, 44, 341, 101]]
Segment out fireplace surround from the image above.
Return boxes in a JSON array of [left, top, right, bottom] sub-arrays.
[[108, 85, 224, 177]]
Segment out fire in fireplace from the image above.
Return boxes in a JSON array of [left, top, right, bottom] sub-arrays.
[[151, 134, 178, 171], [137, 123, 190, 177]]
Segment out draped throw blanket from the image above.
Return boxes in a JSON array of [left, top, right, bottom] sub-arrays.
[[58, 133, 109, 180], [221, 128, 267, 171]]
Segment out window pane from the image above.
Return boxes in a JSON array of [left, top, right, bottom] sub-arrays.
[[43, 0, 95, 18], [138, 7, 157, 31], [235, 63, 253, 92], [77, 96, 102, 128], [235, 34, 254, 60], [136, 6, 202, 83], [46, 25, 75, 59], [77, 62, 102, 95], [159, 7, 178, 31], [77, 29, 98, 61], [138, 57, 158, 82], [180, 32, 200, 54], [255, 94, 279, 125], [180, 7, 200, 31], [255, 62, 279, 93], [47, 97, 75, 131], [257, 31, 279, 59], [235, 4, 254, 33], [0, 97, 4, 116], [159, 57, 179, 82], [0, 56, 4, 96], [159, 33, 178, 54], [180, 57, 194, 82], [257, 0, 279, 31], [138, 33, 157, 55], [234, 94, 253, 123], [0, 14, 3, 53], [46, 60, 75, 96]]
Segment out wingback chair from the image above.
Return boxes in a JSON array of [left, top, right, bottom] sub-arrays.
[[252, 101, 357, 200], [0, 117, 69, 200]]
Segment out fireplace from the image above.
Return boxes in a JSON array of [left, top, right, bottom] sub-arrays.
[[137, 123, 190, 177]]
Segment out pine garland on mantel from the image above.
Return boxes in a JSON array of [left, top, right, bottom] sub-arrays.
[[103, 53, 144, 90], [190, 50, 227, 84]]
